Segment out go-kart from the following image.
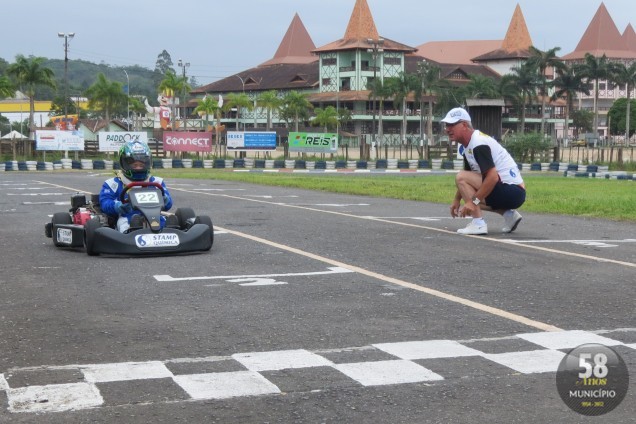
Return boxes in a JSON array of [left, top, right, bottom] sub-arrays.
[[45, 181, 213, 256]]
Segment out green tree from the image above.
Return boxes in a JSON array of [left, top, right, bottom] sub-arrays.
[[154, 50, 174, 75], [281, 91, 313, 132], [462, 74, 499, 99], [571, 109, 593, 137], [527, 46, 565, 136], [610, 61, 636, 142], [367, 77, 392, 146], [608, 98, 636, 138], [0, 74, 15, 99], [311, 106, 338, 132], [158, 70, 190, 122], [256, 90, 282, 131], [413, 61, 441, 149], [507, 62, 539, 134], [194, 94, 222, 131], [577, 53, 613, 137], [84, 73, 127, 122], [385, 72, 418, 145], [7, 55, 56, 132], [552, 63, 589, 144], [223, 92, 253, 130]]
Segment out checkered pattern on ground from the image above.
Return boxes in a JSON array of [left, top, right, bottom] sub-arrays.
[[1, 329, 634, 414]]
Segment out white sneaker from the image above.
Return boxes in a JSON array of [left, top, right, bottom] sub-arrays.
[[502, 210, 522, 233], [457, 221, 488, 235]]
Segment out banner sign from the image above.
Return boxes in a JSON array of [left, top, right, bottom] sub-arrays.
[[50, 115, 78, 131], [163, 131, 212, 152], [289, 132, 338, 153], [35, 130, 85, 151], [227, 131, 276, 151], [99, 132, 148, 152]]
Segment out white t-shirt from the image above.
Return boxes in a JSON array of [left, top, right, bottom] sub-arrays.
[[463, 130, 523, 185]]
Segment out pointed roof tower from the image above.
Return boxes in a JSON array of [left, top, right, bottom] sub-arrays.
[[313, 0, 415, 53], [562, 3, 636, 60], [260, 13, 317, 66], [472, 4, 533, 62], [622, 24, 636, 53]]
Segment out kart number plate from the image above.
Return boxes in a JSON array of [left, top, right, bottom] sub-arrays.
[[133, 191, 160, 204], [57, 228, 73, 244], [135, 233, 180, 248]]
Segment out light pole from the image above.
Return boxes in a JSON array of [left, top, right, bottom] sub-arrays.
[[123, 69, 130, 130], [367, 38, 384, 160], [177, 59, 190, 130], [58, 32, 74, 158], [234, 75, 245, 130]]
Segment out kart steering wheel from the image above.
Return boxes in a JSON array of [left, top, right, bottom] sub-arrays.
[[120, 181, 165, 203]]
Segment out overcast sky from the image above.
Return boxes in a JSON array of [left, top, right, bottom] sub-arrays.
[[1, 0, 633, 85]]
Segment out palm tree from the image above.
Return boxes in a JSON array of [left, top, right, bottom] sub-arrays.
[[84, 73, 127, 122], [281, 91, 313, 132], [413, 61, 441, 152], [223, 92, 253, 131], [311, 106, 338, 132], [158, 70, 190, 123], [194, 95, 222, 132], [552, 63, 589, 145], [527, 46, 565, 136], [367, 78, 392, 150], [385, 72, 418, 146], [610, 61, 636, 143], [507, 62, 539, 134], [128, 97, 147, 131], [462, 74, 499, 99], [577, 53, 613, 137], [0, 75, 15, 99], [256, 90, 282, 131], [7, 55, 56, 133]]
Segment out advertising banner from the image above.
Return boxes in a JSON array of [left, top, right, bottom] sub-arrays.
[[50, 115, 78, 131], [288, 132, 338, 153], [98, 132, 148, 152], [227, 131, 276, 151], [35, 130, 85, 151], [163, 131, 213, 152]]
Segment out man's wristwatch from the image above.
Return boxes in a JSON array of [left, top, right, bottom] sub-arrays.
[[472, 196, 481, 206]]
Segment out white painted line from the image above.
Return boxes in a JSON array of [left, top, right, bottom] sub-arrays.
[[7, 192, 68, 196], [516, 330, 624, 350], [5, 187, 49, 190], [81, 361, 173, 383], [315, 203, 370, 207], [245, 195, 299, 199], [333, 360, 443, 386], [228, 278, 288, 286], [483, 350, 565, 374], [7, 382, 103, 413], [173, 371, 280, 400], [626, 343, 636, 350], [0, 373, 7, 391], [154, 266, 353, 282], [215, 225, 562, 332], [232, 349, 334, 371], [190, 188, 246, 191], [373, 340, 483, 360], [23, 201, 69, 205], [501, 239, 636, 244]]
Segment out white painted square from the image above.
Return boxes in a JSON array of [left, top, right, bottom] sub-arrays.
[[0, 373, 8, 391], [483, 349, 565, 374], [516, 330, 624, 350], [81, 361, 173, 383], [173, 371, 280, 400], [7, 382, 103, 413], [333, 360, 443, 386], [373, 340, 482, 360], [232, 349, 333, 371]]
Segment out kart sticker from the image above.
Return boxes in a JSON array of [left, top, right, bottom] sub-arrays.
[[133, 191, 159, 204], [135, 233, 180, 248], [57, 228, 73, 244]]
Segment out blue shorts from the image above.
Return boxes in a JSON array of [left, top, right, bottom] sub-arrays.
[[485, 183, 526, 210]]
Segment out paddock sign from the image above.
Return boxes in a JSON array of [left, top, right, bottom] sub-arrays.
[[99, 132, 148, 152]]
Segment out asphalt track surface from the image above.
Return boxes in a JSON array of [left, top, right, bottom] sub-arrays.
[[0, 171, 634, 423]]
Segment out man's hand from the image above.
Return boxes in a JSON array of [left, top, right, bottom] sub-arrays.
[[460, 202, 477, 217], [450, 200, 461, 218], [114, 200, 132, 215]]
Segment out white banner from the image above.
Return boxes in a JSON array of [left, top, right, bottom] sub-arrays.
[[98, 132, 148, 152], [35, 130, 85, 151]]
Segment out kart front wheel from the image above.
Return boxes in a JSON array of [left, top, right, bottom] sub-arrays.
[[175, 207, 196, 230], [194, 215, 214, 248], [52, 212, 72, 247], [84, 217, 102, 256]]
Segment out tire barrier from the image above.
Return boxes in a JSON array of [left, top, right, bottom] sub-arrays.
[[295, 160, 306, 169], [193, 160, 204, 168], [356, 161, 367, 169], [214, 159, 226, 168]]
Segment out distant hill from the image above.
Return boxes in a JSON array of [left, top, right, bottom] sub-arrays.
[[1, 57, 162, 102]]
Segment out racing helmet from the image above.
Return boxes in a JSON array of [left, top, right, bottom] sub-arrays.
[[119, 140, 151, 181]]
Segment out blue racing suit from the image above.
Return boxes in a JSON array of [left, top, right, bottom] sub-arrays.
[[99, 174, 173, 231]]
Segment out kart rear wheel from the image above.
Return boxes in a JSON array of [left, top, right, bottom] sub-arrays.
[[194, 215, 214, 248], [84, 217, 102, 256], [175, 207, 196, 230], [52, 212, 72, 247]]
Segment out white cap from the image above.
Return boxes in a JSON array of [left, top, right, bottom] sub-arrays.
[[441, 107, 471, 124]]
